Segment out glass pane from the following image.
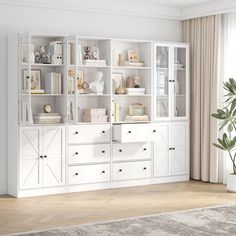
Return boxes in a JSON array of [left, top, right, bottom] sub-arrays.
[[155, 46, 169, 118], [174, 47, 186, 117]]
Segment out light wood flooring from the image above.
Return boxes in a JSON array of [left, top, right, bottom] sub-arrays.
[[0, 181, 236, 235]]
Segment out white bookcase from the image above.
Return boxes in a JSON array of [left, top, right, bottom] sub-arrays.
[[8, 32, 189, 197]]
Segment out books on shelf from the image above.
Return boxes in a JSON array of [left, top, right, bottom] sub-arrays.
[[125, 115, 149, 122], [123, 61, 145, 67], [45, 72, 62, 94], [22, 89, 45, 94], [82, 108, 107, 123], [84, 59, 106, 67], [33, 113, 61, 124], [125, 88, 145, 95]]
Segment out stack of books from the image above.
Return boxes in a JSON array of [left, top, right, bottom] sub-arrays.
[[82, 108, 108, 123], [84, 60, 106, 67], [33, 113, 61, 124], [124, 61, 145, 67], [125, 115, 149, 122], [45, 73, 62, 94], [125, 88, 145, 95]]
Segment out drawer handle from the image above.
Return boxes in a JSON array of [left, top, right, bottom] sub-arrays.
[[119, 169, 123, 172], [143, 148, 147, 151], [75, 173, 79, 176], [102, 150, 106, 153], [119, 149, 123, 152], [153, 130, 157, 133], [128, 131, 132, 134], [39, 155, 43, 159], [143, 167, 147, 170], [102, 130, 106, 134], [173, 147, 175, 150], [75, 131, 78, 134], [101, 170, 106, 174], [44, 155, 47, 158], [75, 152, 79, 155]]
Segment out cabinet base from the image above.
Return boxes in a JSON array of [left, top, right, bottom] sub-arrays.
[[12, 176, 190, 198]]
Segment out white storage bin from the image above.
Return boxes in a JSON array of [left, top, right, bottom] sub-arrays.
[[84, 108, 107, 116]]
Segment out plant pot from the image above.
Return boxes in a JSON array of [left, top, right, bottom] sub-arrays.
[[227, 174, 236, 192]]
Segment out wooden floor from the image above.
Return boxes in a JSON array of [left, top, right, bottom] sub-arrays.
[[0, 181, 236, 235]]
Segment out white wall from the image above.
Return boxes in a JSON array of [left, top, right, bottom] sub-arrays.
[[0, 4, 182, 194]]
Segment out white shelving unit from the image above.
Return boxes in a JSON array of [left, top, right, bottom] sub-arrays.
[[8, 32, 190, 197]]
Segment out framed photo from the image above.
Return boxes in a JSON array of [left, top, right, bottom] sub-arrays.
[[77, 70, 84, 91], [112, 73, 123, 92], [127, 50, 138, 62], [23, 70, 41, 90]]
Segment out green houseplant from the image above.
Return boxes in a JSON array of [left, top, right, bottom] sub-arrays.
[[212, 78, 236, 192]]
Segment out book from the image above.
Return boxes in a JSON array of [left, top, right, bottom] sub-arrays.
[[125, 115, 149, 122], [45, 72, 62, 94], [124, 61, 145, 67], [84, 60, 106, 67], [125, 88, 145, 95]]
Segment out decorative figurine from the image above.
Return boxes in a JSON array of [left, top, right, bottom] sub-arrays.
[[43, 104, 52, 113], [84, 46, 91, 60], [35, 51, 41, 63], [89, 71, 104, 95], [92, 44, 99, 60]]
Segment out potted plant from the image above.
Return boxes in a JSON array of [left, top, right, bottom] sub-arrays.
[[212, 78, 236, 192]]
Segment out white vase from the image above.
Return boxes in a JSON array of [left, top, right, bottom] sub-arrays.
[[227, 174, 236, 192]]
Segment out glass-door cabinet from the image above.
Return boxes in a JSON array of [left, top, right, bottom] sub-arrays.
[[154, 43, 189, 120]]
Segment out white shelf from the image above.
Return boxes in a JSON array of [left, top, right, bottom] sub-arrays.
[[22, 63, 64, 67], [76, 94, 111, 97], [113, 66, 151, 70], [21, 94, 65, 96], [77, 65, 111, 69], [113, 94, 151, 97]]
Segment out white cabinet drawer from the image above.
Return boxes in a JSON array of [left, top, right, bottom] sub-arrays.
[[69, 144, 110, 164], [113, 124, 155, 143], [113, 161, 151, 181], [69, 164, 110, 185], [69, 124, 111, 144], [113, 143, 151, 161]]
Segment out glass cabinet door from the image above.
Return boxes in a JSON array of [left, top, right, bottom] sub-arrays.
[[173, 46, 187, 118], [155, 45, 170, 119]]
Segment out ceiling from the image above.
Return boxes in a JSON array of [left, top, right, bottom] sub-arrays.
[[0, 0, 234, 20], [126, 0, 218, 8]]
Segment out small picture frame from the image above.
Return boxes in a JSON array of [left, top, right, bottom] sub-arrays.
[[127, 50, 138, 62], [112, 73, 123, 92], [77, 70, 84, 91], [23, 69, 41, 90]]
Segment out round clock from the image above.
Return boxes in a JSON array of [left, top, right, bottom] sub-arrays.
[[43, 104, 52, 113]]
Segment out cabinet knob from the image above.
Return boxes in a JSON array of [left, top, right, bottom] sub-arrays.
[[102, 150, 106, 153], [143, 167, 147, 170], [102, 130, 106, 134], [39, 155, 43, 159], [119, 149, 122, 152], [44, 155, 47, 158], [169, 148, 172, 150], [75, 152, 79, 155], [101, 170, 106, 174], [173, 147, 175, 150], [153, 130, 156, 133], [119, 169, 123, 172], [75, 173, 78, 176], [75, 131, 78, 134], [143, 148, 147, 151], [128, 131, 132, 134]]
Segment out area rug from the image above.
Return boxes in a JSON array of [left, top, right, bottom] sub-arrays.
[[10, 205, 236, 236]]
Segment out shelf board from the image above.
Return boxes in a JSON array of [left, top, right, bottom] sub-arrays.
[[113, 121, 151, 124], [77, 65, 111, 69], [113, 94, 151, 97], [22, 63, 64, 67], [76, 94, 111, 97], [113, 66, 151, 70], [21, 94, 65, 96], [156, 67, 168, 70]]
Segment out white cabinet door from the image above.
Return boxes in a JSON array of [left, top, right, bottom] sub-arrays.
[[154, 122, 188, 177], [170, 123, 188, 175], [42, 126, 65, 187], [19, 127, 42, 189], [154, 123, 170, 177]]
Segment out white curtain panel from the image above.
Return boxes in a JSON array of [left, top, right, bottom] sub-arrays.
[[183, 15, 222, 183], [221, 13, 236, 184]]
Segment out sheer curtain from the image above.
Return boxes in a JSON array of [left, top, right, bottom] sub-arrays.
[[221, 13, 236, 184], [182, 15, 222, 183]]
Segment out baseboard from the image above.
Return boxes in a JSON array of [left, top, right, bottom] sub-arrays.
[[0, 186, 7, 195]]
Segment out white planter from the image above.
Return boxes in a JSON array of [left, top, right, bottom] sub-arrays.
[[227, 174, 236, 192]]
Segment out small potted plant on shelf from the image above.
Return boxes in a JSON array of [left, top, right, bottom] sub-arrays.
[[212, 78, 236, 192]]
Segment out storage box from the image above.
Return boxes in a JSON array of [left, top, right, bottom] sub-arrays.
[[84, 108, 106, 116], [82, 115, 108, 123]]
